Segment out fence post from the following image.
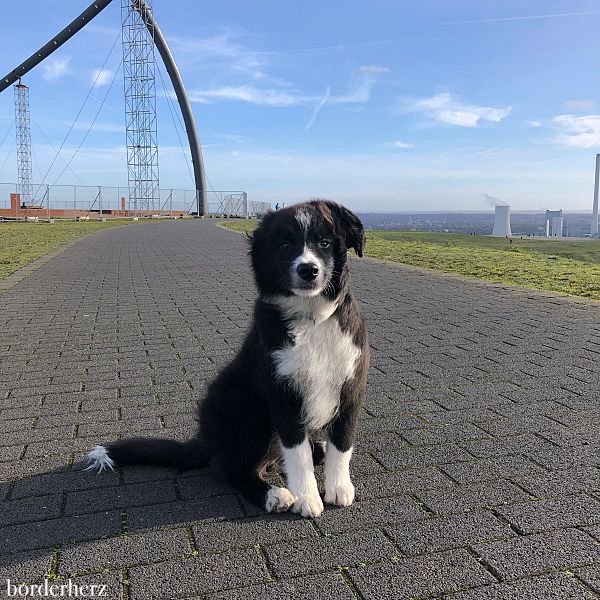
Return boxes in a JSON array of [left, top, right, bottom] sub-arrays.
[[74, 185, 77, 211], [98, 186, 102, 217], [47, 185, 50, 220]]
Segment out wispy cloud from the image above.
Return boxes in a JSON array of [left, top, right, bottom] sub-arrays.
[[188, 86, 309, 106], [305, 87, 331, 131], [386, 140, 413, 149], [400, 92, 512, 128], [189, 64, 389, 115], [563, 99, 596, 112], [551, 114, 600, 148], [169, 31, 272, 81], [330, 65, 390, 104], [92, 69, 113, 87], [42, 57, 71, 81], [527, 120, 542, 128], [450, 11, 600, 25]]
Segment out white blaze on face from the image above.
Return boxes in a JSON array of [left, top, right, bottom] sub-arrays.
[[295, 209, 312, 238]]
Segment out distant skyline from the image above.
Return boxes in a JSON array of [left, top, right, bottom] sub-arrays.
[[1, 0, 600, 212]]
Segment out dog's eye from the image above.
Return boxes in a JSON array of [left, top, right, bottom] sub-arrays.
[[280, 241, 291, 250], [318, 239, 331, 248]]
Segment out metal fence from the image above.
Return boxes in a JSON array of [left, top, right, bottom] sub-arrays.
[[0, 183, 271, 219]]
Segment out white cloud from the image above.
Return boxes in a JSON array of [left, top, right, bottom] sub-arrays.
[[188, 85, 310, 106], [92, 69, 113, 87], [527, 120, 542, 128], [563, 99, 596, 112], [400, 92, 511, 128], [169, 31, 272, 81], [357, 65, 391, 75], [331, 65, 390, 104], [551, 114, 600, 148], [189, 65, 389, 113], [42, 57, 71, 81], [386, 140, 413, 149]]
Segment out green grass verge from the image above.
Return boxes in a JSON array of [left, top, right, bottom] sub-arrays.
[[221, 220, 600, 300], [0, 219, 132, 280]]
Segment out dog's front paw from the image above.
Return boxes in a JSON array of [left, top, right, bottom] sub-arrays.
[[291, 492, 324, 518], [324, 481, 355, 507], [265, 486, 294, 513]]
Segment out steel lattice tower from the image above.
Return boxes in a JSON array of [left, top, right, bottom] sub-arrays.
[[14, 81, 33, 205], [121, 0, 160, 213]]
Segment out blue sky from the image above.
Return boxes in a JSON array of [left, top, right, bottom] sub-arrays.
[[1, 0, 600, 211]]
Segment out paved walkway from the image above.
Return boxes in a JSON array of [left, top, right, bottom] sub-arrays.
[[1, 220, 600, 599]]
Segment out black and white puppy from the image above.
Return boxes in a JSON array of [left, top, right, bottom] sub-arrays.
[[87, 200, 369, 518]]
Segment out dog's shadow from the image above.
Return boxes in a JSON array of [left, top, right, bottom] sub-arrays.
[[0, 455, 344, 587]]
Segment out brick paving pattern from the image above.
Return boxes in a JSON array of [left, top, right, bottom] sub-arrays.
[[1, 220, 600, 599]]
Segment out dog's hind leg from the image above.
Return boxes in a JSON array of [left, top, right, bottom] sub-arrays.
[[225, 468, 294, 514]]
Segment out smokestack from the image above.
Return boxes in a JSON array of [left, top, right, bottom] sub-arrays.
[[593, 154, 599, 236], [492, 205, 512, 237]]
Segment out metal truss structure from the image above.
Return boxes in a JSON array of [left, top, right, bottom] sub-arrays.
[[121, 0, 160, 213], [14, 81, 33, 205]]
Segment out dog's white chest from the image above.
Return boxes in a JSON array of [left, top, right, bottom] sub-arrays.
[[272, 317, 361, 430]]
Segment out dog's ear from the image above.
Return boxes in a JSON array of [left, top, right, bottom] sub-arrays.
[[324, 201, 365, 257]]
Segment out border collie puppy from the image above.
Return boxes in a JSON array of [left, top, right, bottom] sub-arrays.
[[87, 200, 369, 518]]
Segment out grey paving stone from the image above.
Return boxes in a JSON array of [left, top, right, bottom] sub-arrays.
[[11, 469, 121, 499], [0, 549, 55, 584], [208, 572, 355, 600], [192, 515, 315, 554], [496, 495, 600, 534], [353, 467, 454, 501], [0, 494, 62, 526], [447, 572, 598, 599], [315, 495, 427, 534], [415, 480, 531, 515], [473, 528, 600, 579], [442, 455, 549, 484], [128, 549, 269, 599], [576, 564, 600, 592], [58, 528, 191, 574], [264, 529, 395, 578], [386, 511, 512, 555], [0, 511, 121, 554], [64, 480, 177, 515], [402, 423, 490, 446], [374, 444, 472, 470], [126, 495, 244, 530], [514, 467, 600, 497], [350, 549, 497, 600]]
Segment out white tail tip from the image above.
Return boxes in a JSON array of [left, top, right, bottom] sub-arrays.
[[85, 445, 115, 473]]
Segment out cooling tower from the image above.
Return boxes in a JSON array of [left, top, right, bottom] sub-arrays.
[[492, 205, 512, 237], [593, 154, 599, 236]]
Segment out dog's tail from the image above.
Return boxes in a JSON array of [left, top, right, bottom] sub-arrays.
[[85, 437, 209, 473]]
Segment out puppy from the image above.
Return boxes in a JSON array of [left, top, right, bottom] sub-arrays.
[[87, 200, 369, 518]]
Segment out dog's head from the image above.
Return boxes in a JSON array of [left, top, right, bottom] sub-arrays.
[[250, 200, 364, 300]]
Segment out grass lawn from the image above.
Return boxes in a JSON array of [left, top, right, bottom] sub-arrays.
[[221, 220, 600, 300], [0, 219, 132, 280]]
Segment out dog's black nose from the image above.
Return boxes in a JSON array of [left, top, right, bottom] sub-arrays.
[[296, 262, 319, 281]]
